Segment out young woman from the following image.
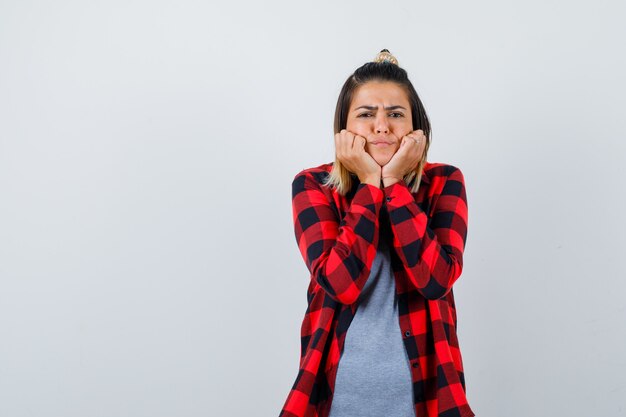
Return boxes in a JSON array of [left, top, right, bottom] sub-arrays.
[[280, 50, 475, 417]]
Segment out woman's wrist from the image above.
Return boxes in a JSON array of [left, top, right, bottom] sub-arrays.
[[382, 173, 402, 187], [360, 173, 382, 187], [382, 176, 401, 187]]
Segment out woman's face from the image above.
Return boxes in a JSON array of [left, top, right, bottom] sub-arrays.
[[346, 81, 413, 166]]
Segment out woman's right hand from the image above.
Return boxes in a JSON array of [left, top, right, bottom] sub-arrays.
[[334, 129, 381, 186]]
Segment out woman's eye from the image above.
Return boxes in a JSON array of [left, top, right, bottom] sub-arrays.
[[357, 112, 403, 118]]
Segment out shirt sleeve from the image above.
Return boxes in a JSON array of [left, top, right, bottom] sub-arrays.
[[291, 171, 384, 305], [382, 166, 468, 300]]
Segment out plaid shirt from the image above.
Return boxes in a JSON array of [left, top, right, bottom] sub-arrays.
[[279, 161, 475, 417]]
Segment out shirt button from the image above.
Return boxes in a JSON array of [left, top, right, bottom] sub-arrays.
[[404, 330, 411, 337], [386, 197, 392, 202]]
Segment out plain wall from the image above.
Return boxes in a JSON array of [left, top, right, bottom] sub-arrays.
[[1, 1, 625, 416]]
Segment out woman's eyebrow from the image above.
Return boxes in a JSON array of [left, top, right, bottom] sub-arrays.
[[353, 105, 407, 111]]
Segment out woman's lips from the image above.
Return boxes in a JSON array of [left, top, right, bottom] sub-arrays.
[[371, 141, 393, 146]]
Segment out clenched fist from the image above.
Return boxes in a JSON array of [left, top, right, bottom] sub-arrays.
[[382, 129, 426, 183], [334, 129, 381, 186]]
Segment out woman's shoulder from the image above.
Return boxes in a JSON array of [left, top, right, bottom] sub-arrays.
[[299, 161, 334, 175], [424, 160, 462, 171], [424, 161, 464, 178], [292, 162, 334, 184]]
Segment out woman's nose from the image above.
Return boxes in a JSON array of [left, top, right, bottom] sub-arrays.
[[375, 114, 389, 134]]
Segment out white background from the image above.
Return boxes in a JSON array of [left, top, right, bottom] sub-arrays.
[[1, 1, 625, 416]]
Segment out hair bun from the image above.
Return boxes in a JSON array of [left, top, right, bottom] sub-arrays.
[[374, 49, 398, 65]]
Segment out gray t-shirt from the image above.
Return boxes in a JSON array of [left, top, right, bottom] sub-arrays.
[[328, 212, 416, 417]]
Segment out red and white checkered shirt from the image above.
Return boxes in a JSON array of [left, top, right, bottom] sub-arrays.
[[279, 161, 475, 417]]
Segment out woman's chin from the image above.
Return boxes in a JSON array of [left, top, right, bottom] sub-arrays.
[[372, 153, 394, 167]]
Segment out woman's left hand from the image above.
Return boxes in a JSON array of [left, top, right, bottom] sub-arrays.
[[382, 129, 426, 181]]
